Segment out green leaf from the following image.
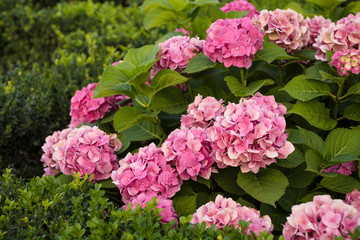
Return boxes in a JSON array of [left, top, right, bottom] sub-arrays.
[[297, 127, 326, 155], [342, 1, 360, 16], [143, 8, 180, 29], [93, 83, 136, 99], [114, 106, 157, 132], [306, 0, 345, 10], [305, 149, 324, 174], [256, 41, 298, 63], [196, 177, 211, 189], [305, 62, 335, 83], [288, 100, 337, 130], [141, 0, 174, 13], [183, 52, 215, 73], [207, 5, 225, 20], [319, 70, 340, 83], [213, 167, 246, 195], [225, 11, 248, 19], [300, 192, 328, 203], [285, 163, 316, 188], [278, 187, 307, 212], [128, 71, 155, 97], [56, 174, 73, 184], [320, 175, 360, 194], [117, 132, 130, 154], [236, 168, 289, 207], [286, 128, 305, 145], [150, 87, 188, 114], [276, 147, 305, 169], [324, 128, 360, 161], [99, 179, 116, 188], [236, 197, 255, 208], [293, 49, 317, 61], [328, 154, 359, 164], [282, 75, 331, 101], [225, 76, 274, 97], [260, 203, 288, 232], [123, 44, 159, 67], [173, 195, 197, 216], [150, 70, 188, 97], [122, 121, 164, 141], [345, 83, 360, 97], [196, 192, 211, 208]]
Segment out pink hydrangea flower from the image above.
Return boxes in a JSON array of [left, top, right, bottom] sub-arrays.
[[220, 0, 259, 19], [124, 193, 178, 223], [304, 16, 333, 48], [346, 188, 360, 212], [42, 126, 122, 181], [283, 195, 360, 240], [41, 128, 73, 176], [181, 95, 225, 128], [111, 143, 182, 203], [314, 13, 360, 61], [69, 83, 124, 128], [254, 9, 310, 54], [206, 92, 294, 173], [330, 49, 360, 75], [175, 28, 192, 36], [204, 17, 264, 68], [191, 195, 273, 235], [323, 161, 357, 175], [161, 127, 216, 181]]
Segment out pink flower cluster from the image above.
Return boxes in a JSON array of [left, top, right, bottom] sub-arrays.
[[283, 195, 360, 240], [111, 143, 182, 203], [150, 35, 205, 77], [41, 126, 122, 181], [161, 127, 215, 181], [207, 92, 294, 173], [323, 161, 357, 175], [346, 188, 360, 212], [70, 83, 120, 128], [254, 9, 310, 53], [191, 195, 274, 235], [314, 13, 360, 61], [304, 16, 333, 48], [124, 193, 178, 223], [181, 95, 224, 128], [203, 17, 264, 68], [220, 0, 259, 19], [330, 49, 360, 75]]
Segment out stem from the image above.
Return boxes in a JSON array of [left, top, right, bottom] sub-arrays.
[[187, 81, 194, 99], [240, 68, 246, 87], [333, 82, 345, 119]]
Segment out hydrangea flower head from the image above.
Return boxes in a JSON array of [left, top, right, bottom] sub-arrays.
[[191, 195, 273, 235], [330, 49, 360, 75], [161, 127, 215, 181], [314, 13, 360, 61], [254, 9, 310, 53], [181, 94, 225, 128], [207, 92, 294, 173], [203, 17, 264, 68], [304, 16, 333, 48], [111, 143, 182, 203], [42, 126, 122, 181], [124, 193, 178, 223], [283, 195, 360, 239], [323, 161, 357, 175], [220, 0, 259, 19], [346, 188, 360, 212]]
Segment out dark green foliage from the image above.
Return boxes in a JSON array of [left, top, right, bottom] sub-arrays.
[[0, 169, 274, 239]]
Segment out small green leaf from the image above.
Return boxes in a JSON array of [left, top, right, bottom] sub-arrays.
[[128, 71, 155, 97], [150, 70, 188, 97], [213, 167, 246, 195], [183, 52, 215, 73], [345, 82, 360, 96], [288, 100, 337, 130], [237, 168, 289, 207], [320, 175, 360, 194], [344, 103, 360, 122], [173, 195, 197, 216], [150, 87, 188, 114], [256, 41, 298, 63], [324, 128, 360, 160], [114, 106, 150, 132], [297, 127, 326, 155], [305, 149, 324, 174], [305, 62, 335, 83]]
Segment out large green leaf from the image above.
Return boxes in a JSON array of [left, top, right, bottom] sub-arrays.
[[288, 100, 337, 130], [213, 167, 246, 195], [297, 127, 326, 155], [282, 75, 331, 101], [143, 8, 183, 29], [320, 175, 360, 194], [173, 195, 197, 216], [150, 70, 188, 97], [256, 41, 298, 63], [141, 0, 175, 13], [307, 0, 345, 10], [236, 168, 289, 207], [114, 106, 153, 132], [122, 120, 164, 141], [278, 188, 307, 212], [285, 163, 316, 188], [324, 128, 360, 161], [276, 147, 305, 169], [342, 1, 360, 16], [183, 52, 215, 73], [150, 87, 188, 114], [225, 76, 274, 97], [344, 103, 360, 121], [128, 71, 155, 98], [305, 62, 335, 83], [123, 44, 159, 68], [305, 149, 323, 174], [344, 82, 360, 97]]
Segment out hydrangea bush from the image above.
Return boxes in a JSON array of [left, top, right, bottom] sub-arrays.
[[39, 0, 360, 238]]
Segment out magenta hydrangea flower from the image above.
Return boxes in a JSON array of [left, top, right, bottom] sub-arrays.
[[191, 195, 273, 235], [181, 95, 225, 128], [283, 195, 360, 240], [43, 126, 122, 181], [314, 13, 360, 61], [254, 9, 310, 54], [124, 193, 178, 223], [203, 17, 264, 68], [323, 161, 357, 176], [69, 83, 121, 128], [41, 128, 73, 176], [161, 127, 216, 181], [220, 0, 259, 19], [111, 143, 182, 203], [206, 92, 294, 173], [304, 16, 333, 48], [346, 188, 360, 212], [330, 49, 360, 75]]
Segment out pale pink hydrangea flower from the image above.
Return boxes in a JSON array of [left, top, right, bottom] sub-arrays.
[[283, 195, 360, 240], [330, 49, 360, 75], [44, 126, 121, 181], [161, 127, 216, 181], [314, 13, 360, 61], [304, 16, 333, 48], [346, 188, 360, 212], [323, 161, 357, 175], [207, 92, 294, 173], [111, 143, 182, 203], [191, 195, 273, 235], [181, 95, 225, 128], [124, 193, 178, 223], [220, 0, 259, 19], [204, 17, 264, 68], [41, 128, 73, 176], [254, 9, 310, 54]]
